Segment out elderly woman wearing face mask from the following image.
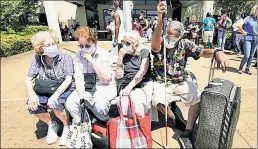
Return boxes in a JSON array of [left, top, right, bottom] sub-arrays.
[[66, 26, 117, 124], [25, 31, 74, 145], [115, 30, 154, 119], [150, 1, 230, 148]]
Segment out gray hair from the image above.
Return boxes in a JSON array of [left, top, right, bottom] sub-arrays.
[[166, 20, 185, 38]]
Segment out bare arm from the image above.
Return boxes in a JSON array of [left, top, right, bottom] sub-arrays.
[[125, 57, 149, 90], [54, 76, 72, 96], [142, 19, 149, 31], [199, 49, 215, 58], [151, 18, 163, 52], [73, 57, 85, 99], [114, 12, 120, 41], [25, 77, 38, 100], [91, 60, 110, 83]]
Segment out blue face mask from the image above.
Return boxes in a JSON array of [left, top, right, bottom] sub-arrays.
[[43, 45, 60, 58]]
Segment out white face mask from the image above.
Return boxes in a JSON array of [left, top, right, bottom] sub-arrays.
[[43, 45, 60, 58], [123, 44, 134, 54], [166, 36, 180, 49], [81, 45, 96, 54]]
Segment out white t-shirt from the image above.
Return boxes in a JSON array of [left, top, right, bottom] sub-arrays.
[[233, 18, 244, 31]]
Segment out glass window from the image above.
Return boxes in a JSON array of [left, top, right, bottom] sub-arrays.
[[147, 10, 157, 15], [146, 0, 158, 5], [133, 0, 145, 5]]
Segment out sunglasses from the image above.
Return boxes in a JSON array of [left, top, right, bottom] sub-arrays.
[[78, 44, 92, 49]]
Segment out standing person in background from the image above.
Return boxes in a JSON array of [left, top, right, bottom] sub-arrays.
[[153, 16, 158, 31], [133, 18, 142, 36], [202, 12, 216, 48], [232, 15, 244, 55], [106, 19, 115, 42], [217, 9, 230, 50], [113, 0, 125, 54], [237, 5, 257, 75], [139, 10, 149, 38], [74, 22, 80, 31]]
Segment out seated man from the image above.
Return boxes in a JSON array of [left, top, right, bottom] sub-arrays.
[[115, 30, 154, 120], [152, 2, 230, 148], [66, 26, 117, 124]]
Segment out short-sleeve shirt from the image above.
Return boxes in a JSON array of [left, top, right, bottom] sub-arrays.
[[74, 46, 112, 86], [27, 51, 75, 89], [233, 18, 244, 32], [243, 15, 257, 41], [151, 39, 202, 84], [121, 48, 151, 88], [203, 17, 216, 31]]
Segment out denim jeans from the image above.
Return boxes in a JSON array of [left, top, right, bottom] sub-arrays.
[[217, 29, 226, 49], [233, 31, 242, 54], [239, 39, 258, 71]]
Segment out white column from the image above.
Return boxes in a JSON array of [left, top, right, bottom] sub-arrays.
[[123, 1, 133, 32], [203, 1, 214, 20], [43, 1, 62, 43], [181, 7, 187, 23], [75, 6, 88, 26]]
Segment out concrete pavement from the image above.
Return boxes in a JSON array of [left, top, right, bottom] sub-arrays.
[[1, 41, 257, 148]]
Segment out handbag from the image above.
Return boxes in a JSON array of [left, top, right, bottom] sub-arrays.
[[66, 99, 93, 148], [107, 95, 152, 148], [33, 57, 64, 96], [34, 79, 63, 96], [84, 73, 97, 91]]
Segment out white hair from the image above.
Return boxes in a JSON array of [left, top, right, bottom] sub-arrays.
[[166, 20, 185, 38], [124, 30, 141, 42]]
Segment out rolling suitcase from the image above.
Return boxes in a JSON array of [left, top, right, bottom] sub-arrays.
[[195, 57, 241, 148]]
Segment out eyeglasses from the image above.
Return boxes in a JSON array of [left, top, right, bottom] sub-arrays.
[[121, 41, 132, 46], [78, 44, 91, 49]]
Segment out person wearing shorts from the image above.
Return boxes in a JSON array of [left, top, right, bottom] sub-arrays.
[[152, 2, 229, 148], [25, 31, 75, 145], [203, 12, 216, 48]]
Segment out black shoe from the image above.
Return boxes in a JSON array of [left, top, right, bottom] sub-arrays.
[[178, 136, 193, 149], [173, 113, 186, 132]]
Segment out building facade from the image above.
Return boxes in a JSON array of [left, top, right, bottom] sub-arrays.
[[40, 0, 214, 42]]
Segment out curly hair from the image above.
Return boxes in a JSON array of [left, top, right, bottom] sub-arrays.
[[73, 26, 97, 43]]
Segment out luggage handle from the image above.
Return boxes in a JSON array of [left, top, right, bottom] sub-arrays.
[[208, 57, 217, 85]]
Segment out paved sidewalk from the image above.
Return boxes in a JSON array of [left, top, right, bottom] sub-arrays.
[[1, 41, 257, 148]]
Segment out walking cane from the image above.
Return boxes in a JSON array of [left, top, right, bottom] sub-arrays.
[[161, 0, 168, 147]]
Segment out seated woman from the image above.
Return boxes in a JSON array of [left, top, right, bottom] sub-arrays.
[[25, 31, 74, 145], [66, 26, 117, 124], [115, 30, 155, 120]]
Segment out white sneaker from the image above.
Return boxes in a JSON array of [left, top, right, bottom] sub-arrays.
[[59, 125, 69, 146], [46, 121, 60, 144]]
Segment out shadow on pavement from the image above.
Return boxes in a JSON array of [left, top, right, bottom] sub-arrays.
[[34, 111, 63, 140]]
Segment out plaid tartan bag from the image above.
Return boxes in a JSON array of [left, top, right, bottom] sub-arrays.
[[66, 100, 93, 148], [108, 95, 152, 148]]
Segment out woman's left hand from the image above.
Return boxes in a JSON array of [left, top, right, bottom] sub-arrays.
[[119, 86, 132, 96], [83, 53, 94, 63], [48, 93, 59, 109]]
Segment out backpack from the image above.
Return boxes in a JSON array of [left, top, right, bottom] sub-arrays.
[[222, 16, 232, 29]]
